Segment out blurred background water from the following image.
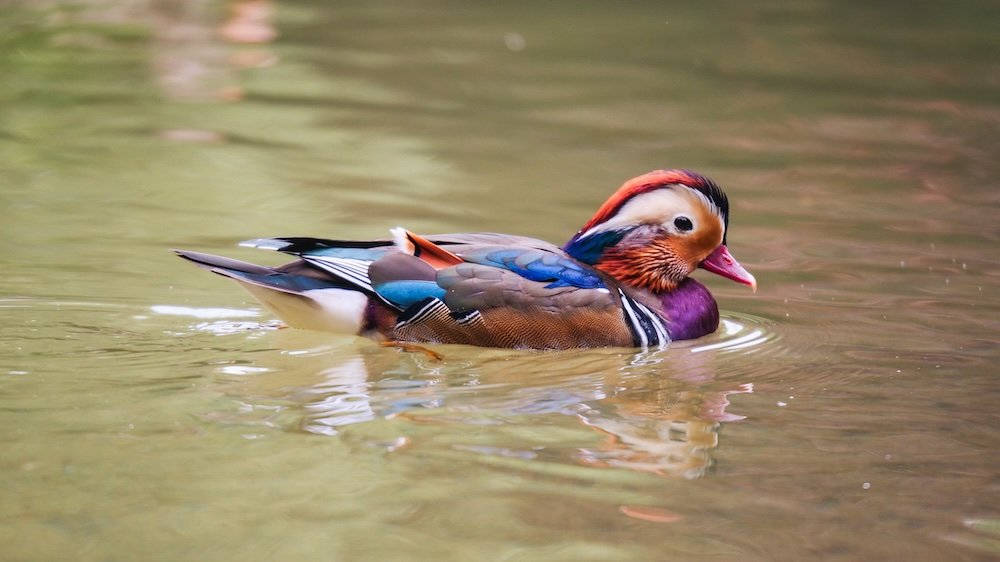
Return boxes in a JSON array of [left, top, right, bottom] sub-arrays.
[[1, 0, 998, 560]]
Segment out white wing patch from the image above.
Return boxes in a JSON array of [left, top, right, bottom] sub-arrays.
[[304, 256, 375, 292], [239, 238, 291, 251], [578, 185, 723, 240], [390, 227, 415, 254]]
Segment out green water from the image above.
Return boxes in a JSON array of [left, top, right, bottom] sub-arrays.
[[1, 0, 998, 560]]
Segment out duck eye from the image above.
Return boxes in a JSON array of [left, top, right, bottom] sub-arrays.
[[673, 216, 693, 232]]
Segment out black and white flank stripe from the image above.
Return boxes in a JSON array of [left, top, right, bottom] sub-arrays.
[[618, 288, 669, 348], [394, 297, 449, 329]]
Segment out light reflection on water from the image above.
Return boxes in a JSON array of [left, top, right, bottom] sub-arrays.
[[688, 316, 776, 354]]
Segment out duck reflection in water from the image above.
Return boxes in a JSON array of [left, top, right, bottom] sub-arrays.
[[213, 339, 752, 479], [575, 376, 752, 479]]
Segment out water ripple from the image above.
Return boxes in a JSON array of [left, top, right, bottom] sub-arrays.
[[673, 313, 781, 357]]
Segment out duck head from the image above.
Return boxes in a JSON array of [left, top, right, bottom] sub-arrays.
[[564, 169, 756, 293]]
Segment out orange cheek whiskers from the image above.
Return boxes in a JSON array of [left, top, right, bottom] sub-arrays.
[[596, 242, 687, 293]]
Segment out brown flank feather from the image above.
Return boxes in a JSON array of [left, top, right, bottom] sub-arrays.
[[395, 307, 635, 349]]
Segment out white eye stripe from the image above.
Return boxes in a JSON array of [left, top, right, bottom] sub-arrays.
[[580, 186, 724, 239]]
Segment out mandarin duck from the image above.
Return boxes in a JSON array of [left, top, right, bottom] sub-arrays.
[[174, 170, 756, 349]]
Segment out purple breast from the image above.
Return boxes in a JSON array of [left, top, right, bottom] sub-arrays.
[[661, 278, 720, 341]]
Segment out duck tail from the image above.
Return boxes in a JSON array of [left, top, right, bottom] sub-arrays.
[[172, 249, 370, 334]]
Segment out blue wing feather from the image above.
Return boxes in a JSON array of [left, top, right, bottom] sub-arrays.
[[373, 280, 447, 308], [562, 229, 629, 264], [463, 248, 606, 290]]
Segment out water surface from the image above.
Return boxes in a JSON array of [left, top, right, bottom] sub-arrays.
[[1, 0, 998, 560]]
